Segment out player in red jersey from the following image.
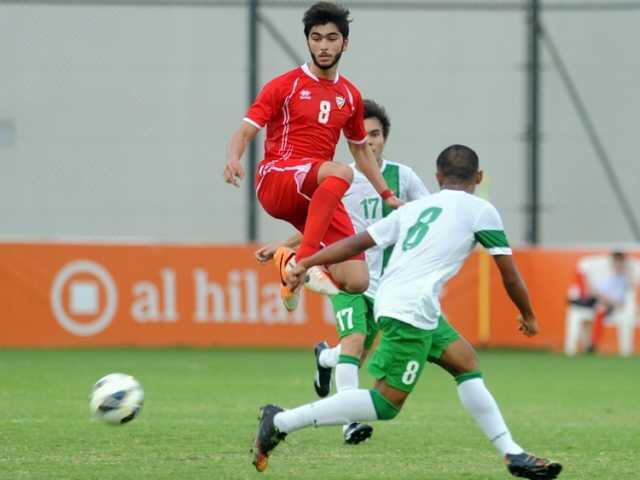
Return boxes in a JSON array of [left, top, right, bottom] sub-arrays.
[[224, 2, 401, 310]]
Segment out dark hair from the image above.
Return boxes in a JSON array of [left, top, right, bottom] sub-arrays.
[[363, 99, 391, 139], [303, 2, 351, 39], [612, 251, 626, 261], [436, 145, 479, 182]]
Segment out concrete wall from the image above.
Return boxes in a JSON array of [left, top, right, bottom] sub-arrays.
[[1, 3, 638, 245]]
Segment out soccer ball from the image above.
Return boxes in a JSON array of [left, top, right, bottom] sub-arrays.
[[89, 373, 144, 425]]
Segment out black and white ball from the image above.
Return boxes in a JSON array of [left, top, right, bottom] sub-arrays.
[[90, 373, 144, 425]]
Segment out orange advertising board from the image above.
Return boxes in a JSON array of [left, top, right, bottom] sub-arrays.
[[0, 243, 335, 347], [0, 243, 638, 353]]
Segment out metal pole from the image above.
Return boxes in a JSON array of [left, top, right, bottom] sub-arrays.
[[247, 0, 259, 242], [257, 12, 305, 66], [526, 0, 541, 244]]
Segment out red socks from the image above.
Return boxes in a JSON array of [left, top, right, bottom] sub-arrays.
[[568, 271, 588, 300], [296, 176, 350, 261], [590, 306, 607, 348]]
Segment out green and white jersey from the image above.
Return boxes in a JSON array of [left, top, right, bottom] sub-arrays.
[[367, 189, 511, 331], [343, 159, 429, 298]]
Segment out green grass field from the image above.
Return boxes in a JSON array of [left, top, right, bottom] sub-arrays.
[[0, 348, 638, 479]]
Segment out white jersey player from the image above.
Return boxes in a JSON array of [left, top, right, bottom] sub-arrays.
[[251, 144, 562, 480], [371, 189, 511, 330]]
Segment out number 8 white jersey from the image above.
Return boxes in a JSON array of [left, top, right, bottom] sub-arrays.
[[366, 189, 511, 331], [342, 159, 429, 298]]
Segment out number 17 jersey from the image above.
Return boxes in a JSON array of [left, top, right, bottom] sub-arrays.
[[366, 190, 512, 331], [342, 159, 429, 298]]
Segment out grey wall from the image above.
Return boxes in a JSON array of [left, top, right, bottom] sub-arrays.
[[1, 3, 638, 245]]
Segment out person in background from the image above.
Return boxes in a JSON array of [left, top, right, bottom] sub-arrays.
[[567, 251, 631, 353]]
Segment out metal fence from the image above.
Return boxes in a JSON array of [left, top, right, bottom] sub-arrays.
[[2, 1, 639, 245]]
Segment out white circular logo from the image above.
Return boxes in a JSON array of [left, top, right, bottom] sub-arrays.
[[51, 260, 118, 336]]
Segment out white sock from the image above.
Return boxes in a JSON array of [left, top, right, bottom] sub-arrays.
[[319, 345, 341, 368], [273, 389, 377, 434], [457, 378, 524, 456], [335, 362, 359, 433], [335, 363, 359, 391]]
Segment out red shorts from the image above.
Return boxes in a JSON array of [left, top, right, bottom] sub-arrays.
[[256, 158, 363, 258]]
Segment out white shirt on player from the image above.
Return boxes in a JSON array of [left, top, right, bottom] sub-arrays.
[[367, 189, 511, 331], [342, 159, 429, 298]]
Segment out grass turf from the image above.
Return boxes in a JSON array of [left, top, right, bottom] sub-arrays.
[[0, 348, 638, 479]]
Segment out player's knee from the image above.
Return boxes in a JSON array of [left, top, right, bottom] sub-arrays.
[[341, 276, 368, 294], [466, 355, 480, 372], [442, 338, 479, 376], [340, 334, 365, 358], [446, 358, 480, 379], [463, 345, 480, 372], [369, 389, 400, 420], [453, 352, 479, 375], [325, 162, 353, 184]]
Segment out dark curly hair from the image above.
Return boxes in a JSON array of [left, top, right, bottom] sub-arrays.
[[303, 2, 352, 39]]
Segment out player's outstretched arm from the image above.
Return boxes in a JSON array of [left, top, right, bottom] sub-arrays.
[[348, 142, 403, 209], [254, 233, 302, 263], [493, 254, 539, 337], [224, 122, 259, 187], [287, 232, 376, 289]]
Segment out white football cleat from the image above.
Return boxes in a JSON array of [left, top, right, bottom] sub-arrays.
[[305, 265, 340, 296]]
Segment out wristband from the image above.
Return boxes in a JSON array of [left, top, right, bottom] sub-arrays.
[[380, 189, 393, 200]]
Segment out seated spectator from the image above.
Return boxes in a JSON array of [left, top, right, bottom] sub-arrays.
[[567, 251, 631, 353]]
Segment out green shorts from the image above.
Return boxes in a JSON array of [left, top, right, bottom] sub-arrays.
[[367, 316, 433, 393], [427, 314, 461, 362], [330, 292, 379, 351]]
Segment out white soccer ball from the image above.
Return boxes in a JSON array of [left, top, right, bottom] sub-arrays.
[[89, 373, 144, 425]]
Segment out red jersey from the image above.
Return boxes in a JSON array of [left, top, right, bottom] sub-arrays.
[[244, 64, 367, 165]]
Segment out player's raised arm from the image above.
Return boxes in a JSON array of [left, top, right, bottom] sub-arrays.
[[348, 141, 403, 209], [224, 122, 259, 187], [492, 255, 539, 337], [344, 91, 402, 209]]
